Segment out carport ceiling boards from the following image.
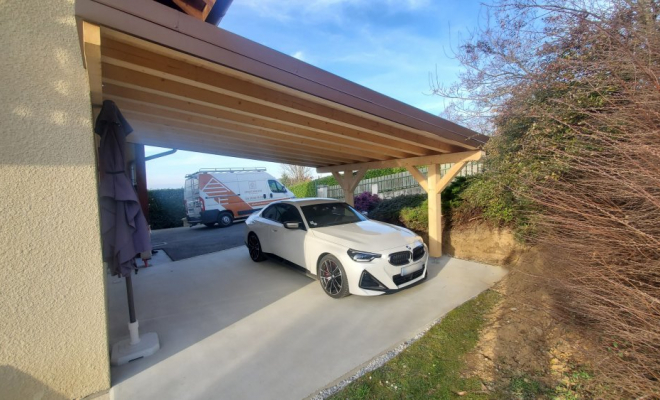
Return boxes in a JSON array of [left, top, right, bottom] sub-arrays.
[[77, 0, 489, 168]]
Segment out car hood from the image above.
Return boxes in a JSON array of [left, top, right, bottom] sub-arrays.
[[311, 220, 421, 252]]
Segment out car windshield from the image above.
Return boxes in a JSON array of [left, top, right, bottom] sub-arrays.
[[300, 202, 366, 228]]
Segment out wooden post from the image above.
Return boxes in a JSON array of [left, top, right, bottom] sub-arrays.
[[427, 164, 442, 257], [332, 169, 366, 207]]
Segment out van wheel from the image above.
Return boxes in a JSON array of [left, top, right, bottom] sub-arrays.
[[218, 212, 234, 228]]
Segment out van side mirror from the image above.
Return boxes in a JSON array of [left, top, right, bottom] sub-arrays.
[[283, 221, 301, 230]]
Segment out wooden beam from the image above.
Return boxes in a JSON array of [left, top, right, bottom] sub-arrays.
[[123, 111, 366, 164], [130, 122, 348, 166], [100, 28, 485, 152], [435, 162, 469, 194], [331, 172, 346, 188], [172, 0, 216, 21], [331, 169, 368, 206], [127, 133, 327, 167], [427, 164, 442, 257], [103, 84, 406, 159], [81, 21, 103, 107], [348, 169, 367, 193], [425, 152, 481, 257], [111, 96, 382, 161], [101, 39, 461, 154], [101, 63, 432, 156], [406, 166, 428, 193], [118, 104, 373, 162], [316, 150, 484, 173]]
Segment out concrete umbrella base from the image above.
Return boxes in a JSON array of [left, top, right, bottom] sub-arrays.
[[111, 321, 160, 366]]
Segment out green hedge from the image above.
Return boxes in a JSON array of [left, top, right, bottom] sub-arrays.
[[369, 177, 472, 233], [289, 167, 408, 198], [290, 181, 317, 198], [148, 188, 185, 230]]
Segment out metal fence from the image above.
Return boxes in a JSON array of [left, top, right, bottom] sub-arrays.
[[318, 161, 483, 200]]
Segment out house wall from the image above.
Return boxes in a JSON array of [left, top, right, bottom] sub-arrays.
[[0, 1, 110, 399]]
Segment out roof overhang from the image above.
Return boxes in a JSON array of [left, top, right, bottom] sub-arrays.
[[77, 0, 488, 169]]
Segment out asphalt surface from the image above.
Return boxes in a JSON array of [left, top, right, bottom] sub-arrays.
[[150, 222, 246, 261]]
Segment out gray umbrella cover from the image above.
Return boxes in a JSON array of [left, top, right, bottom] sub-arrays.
[[95, 100, 151, 277]]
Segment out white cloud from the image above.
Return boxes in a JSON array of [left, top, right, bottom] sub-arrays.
[[292, 51, 305, 61]]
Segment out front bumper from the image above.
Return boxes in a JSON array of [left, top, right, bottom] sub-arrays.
[[343, 243, 429, 296]]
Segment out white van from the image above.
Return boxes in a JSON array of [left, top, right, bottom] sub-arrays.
[[184, 168, 295, 227]]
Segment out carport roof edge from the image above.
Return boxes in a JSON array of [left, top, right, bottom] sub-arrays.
[[77, 0, 489, 168]]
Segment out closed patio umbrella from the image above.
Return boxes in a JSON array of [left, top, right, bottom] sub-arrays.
[[95, 100, 159, 366]]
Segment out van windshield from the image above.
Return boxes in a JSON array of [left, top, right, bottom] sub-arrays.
[[300, 203, 366, 228]]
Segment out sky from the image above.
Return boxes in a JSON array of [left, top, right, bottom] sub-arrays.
[[145, 0, 485, 189]]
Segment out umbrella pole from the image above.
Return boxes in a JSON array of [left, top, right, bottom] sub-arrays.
[[126, 274, 137, 323], [125, 274, 141, 345]]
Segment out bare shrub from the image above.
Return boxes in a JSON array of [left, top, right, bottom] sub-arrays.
[[440, 0, 660, 396]]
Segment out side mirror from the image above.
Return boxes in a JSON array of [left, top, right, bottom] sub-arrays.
[[360, 211, 369, 217], [284, 221, 301, 230]]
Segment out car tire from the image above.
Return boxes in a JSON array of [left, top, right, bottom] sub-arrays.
[[318, 254, 350, 299], [218, 212, 234, 228], [247, 233, 266, 262]]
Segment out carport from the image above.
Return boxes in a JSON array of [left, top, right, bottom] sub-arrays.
[[72, 2, 503, 398], [77, 0, 488, 258]]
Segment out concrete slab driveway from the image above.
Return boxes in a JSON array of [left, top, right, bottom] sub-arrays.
[[107, 247, 506, 400]]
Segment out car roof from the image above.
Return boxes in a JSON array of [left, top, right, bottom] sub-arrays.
[[281, 198, 345, 207]]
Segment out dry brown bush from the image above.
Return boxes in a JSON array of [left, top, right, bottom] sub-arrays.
[[438, 0, 660, 396]]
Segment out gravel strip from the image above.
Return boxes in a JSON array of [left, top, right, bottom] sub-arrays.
[[309, 315, 444, 399]]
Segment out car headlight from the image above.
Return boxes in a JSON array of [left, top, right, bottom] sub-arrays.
[[347, 249, 382, 262]]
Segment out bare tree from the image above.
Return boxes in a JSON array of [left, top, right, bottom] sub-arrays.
[[280, 164, 313, 187]]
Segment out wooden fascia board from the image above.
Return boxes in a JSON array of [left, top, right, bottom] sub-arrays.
[[316, 151, 485, 174]]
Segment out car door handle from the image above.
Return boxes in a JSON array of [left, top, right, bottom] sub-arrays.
[[272, 229, 278, 232]]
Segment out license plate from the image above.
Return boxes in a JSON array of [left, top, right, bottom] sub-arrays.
[[401, 263, 423, 277]]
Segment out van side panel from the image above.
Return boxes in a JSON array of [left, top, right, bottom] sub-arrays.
[[192, 170, 295, 221], [199, 173, 253, 218]]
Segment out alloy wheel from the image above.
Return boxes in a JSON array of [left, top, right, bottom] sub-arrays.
[[320, 259, 343, 295], [248, 234, 262, 261]]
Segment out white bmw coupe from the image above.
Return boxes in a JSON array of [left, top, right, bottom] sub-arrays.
[[244, 198, 428, 298]]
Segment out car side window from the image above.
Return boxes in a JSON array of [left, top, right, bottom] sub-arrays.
[[261, 204, 280, 222], [268, 180, 286, 193], [278, 204, 303, 224]]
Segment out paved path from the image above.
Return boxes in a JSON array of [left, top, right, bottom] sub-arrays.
[[151, 223, 245, 261], [107, 247, 506, 400]]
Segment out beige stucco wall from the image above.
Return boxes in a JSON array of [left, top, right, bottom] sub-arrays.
[[0, 1, 110, 399]]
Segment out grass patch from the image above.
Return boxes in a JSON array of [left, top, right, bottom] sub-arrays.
[[328, 289, 500, 400]]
